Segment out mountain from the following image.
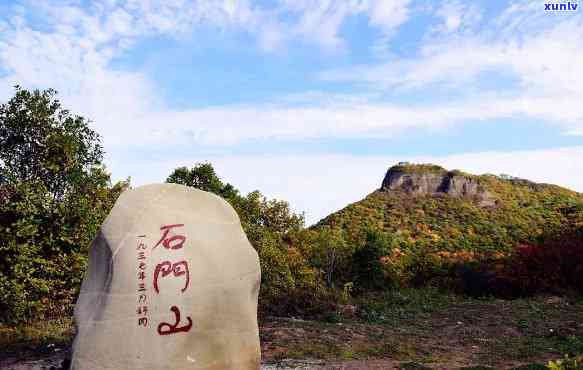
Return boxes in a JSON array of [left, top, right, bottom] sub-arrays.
[[313, 163, 583, 254]]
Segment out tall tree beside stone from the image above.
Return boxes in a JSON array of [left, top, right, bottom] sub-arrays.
[[166, 163, 241, 202], [0, 86, 126, 323], [166, 163, 304, 239], [0, 86, 103, 200]]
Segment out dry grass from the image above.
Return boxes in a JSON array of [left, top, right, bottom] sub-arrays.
[[2, 291, 582, 369]]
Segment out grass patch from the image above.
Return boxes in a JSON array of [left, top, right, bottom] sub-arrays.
[[0, 317, 74, 357], [461, 297, 583, 365], [285, 341, 344, 360], [284, 337, 419, 362], [484, 336, 555, 362], [511, 365, 549, 370], [398, 361, 433, 369], [355, 287, 468, 325]]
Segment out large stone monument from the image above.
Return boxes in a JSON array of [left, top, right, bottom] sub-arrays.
[[71, 184, 261, 369]]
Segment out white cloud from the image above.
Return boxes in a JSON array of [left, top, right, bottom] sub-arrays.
[[0, 0, 270, 145], [270, 0, 411, 50], [321, 13, 583, 94], [432, 0, 482, 34], [320, 0, 583, 133], [91, 91, 583, 148], [0, 0, 416, 146], [367, 0, 411, 33]]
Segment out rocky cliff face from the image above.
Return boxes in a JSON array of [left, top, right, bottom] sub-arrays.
[[381, 164, 497, 207]]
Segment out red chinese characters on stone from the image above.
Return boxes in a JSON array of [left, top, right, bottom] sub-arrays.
[[157, 306, 193, 336], [154, 224, 186, 250], [153, 260, 190, 294], [153, 223, 193, 336]]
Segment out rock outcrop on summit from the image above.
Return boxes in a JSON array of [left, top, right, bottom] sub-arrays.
[[381, 163, 497, 208]]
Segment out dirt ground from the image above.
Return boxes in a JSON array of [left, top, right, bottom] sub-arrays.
[[2, 296, 582, 369]]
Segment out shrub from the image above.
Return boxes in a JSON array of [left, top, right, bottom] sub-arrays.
[[352, 230, 394, 291], [445, 227, 583, 298], [502, 228, 583, 295], [547, 355, 583, 370], [0, 176, 125, 322]]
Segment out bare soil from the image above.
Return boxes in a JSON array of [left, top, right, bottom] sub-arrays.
[[2, 296, 582, 369]]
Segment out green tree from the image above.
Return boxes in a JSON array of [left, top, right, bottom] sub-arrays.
[[352, 230, 393, 291], [166, 163, 304, 238], [0, 86, 103, 200], [166, 163, 240, 201], [0, 86, 126, 322], [309, 226, 350, 288], [236, 191, 304, 241]]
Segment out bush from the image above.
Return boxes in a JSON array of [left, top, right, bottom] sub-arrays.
[[352, 230, 394, 291], [445, 227, 583, 298], [450, 262, 518, 298], [547, 355, 583, 370], [0, 176, 126, 322], [502, 228, 583, 296]]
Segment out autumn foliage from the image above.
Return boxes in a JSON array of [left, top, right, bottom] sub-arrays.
[[501, 228, 583, 295]]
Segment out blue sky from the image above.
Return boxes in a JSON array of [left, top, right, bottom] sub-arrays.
[[1, 0, 582, 224]]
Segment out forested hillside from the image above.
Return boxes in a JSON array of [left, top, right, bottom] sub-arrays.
[[303, 163, 583, 300], [316, 162, 583, 256]]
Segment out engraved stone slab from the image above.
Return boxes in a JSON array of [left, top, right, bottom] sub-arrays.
[[71, 184, 261, 370]]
